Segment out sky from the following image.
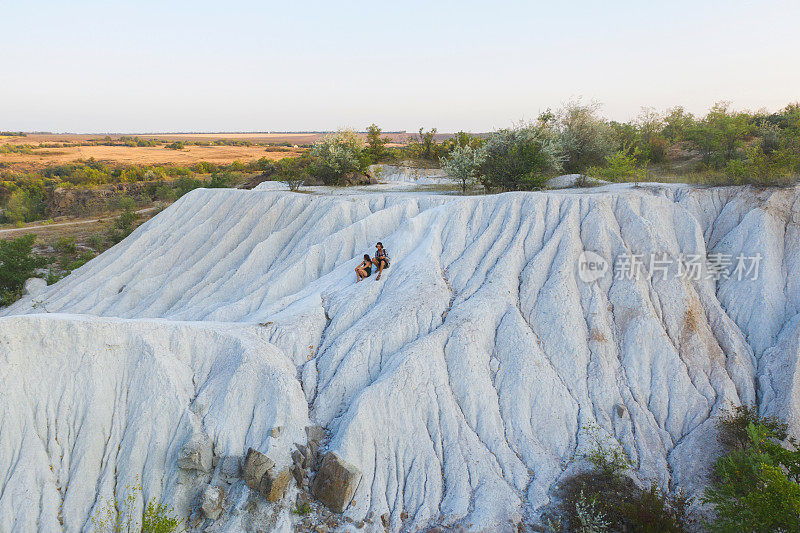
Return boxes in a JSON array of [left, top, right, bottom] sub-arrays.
[[1, 0, 798, 133]]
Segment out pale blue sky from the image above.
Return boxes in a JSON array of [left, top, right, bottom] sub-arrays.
[[1, 0, 798, 132]]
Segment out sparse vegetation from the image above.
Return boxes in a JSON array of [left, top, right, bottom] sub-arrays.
[[92, 482, 183, 533], [548, 424, 693, 532]]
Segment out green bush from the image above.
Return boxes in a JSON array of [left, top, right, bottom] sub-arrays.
[[555, 100, 616, 173], [92, 484, 182, 533], [106, 198, 139, 244], [724, 145, 798, 186], [165, 141, 185, 150], [440, 145, 483, 193], [0, 234, 46, 306], [704, 408, 800, 532], [309, 130, 368, 185], [477, 122, 563, 191], [556, 472, 692, 532], [142, 500, 182, 533], [588, 147, 644, 183]]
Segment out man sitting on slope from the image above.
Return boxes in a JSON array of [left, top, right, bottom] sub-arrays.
[[372, 242, 390, 280]]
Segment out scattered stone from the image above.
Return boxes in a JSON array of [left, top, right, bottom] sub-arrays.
[[201, 485, 224, 520], [305, 425, 326, 445], [177, 433, 213, 473], [220, 456, 241, 479], [269, 426, 283, 438], [295, 443, 311, 468], [381, 513, 389, 528], [614, 403, 628, 418], [312, 452, 362, 513]]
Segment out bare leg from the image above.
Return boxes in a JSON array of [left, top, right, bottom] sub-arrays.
[[376, 260, 385, 280]]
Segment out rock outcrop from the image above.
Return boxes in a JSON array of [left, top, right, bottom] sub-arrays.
[[312, 452, 362, 513]]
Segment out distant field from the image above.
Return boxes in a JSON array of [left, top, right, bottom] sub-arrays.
[[0, 144, 301, 171], [0, 132, 415, 171]]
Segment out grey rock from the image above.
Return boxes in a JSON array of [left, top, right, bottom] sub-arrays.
[[312, 452, 362, 513], [295, 443, 311, 469], [243, 448, 274, 491], [201, 485, 224, 520], [269, 426, 283, 438], [177, 433, 213, 473], [23, 278, 47, 297], [220, 456, 241, 479]]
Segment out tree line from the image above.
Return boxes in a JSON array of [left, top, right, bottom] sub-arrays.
[[289, 100, 800, 192]]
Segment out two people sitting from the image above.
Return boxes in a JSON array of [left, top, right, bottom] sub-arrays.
[[356, 242, 390, 282]]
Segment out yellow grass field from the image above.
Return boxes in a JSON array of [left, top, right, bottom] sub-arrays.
[[0, 132, 413, 171], [0, 134, 311, 171]]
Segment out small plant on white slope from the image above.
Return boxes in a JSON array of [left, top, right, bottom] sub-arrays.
[[575, 491, 610, 533], [581, 423, 633, 476]]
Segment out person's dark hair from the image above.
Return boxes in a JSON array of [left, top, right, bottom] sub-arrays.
[[376, 242, 383, 247], [363, 254, 371, 261]]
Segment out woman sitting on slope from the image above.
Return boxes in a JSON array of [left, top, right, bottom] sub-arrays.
[[355, 254, 372, 282]]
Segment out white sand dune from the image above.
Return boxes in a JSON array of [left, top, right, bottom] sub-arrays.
[[2, 183, 799, 531]]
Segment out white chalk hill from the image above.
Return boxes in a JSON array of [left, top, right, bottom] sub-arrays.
[[2, 183, 800, 531]]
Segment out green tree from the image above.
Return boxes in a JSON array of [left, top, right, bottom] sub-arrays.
[[687, 102, 749, 168], [418, 128, 438, 160], [365, 123, 389, 163], [635, 107, 668, 163], [662, 106, 696, 142], [106, 197, 139, 244], [589, 147, 643, 183], [0, 234, 46, 306]]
